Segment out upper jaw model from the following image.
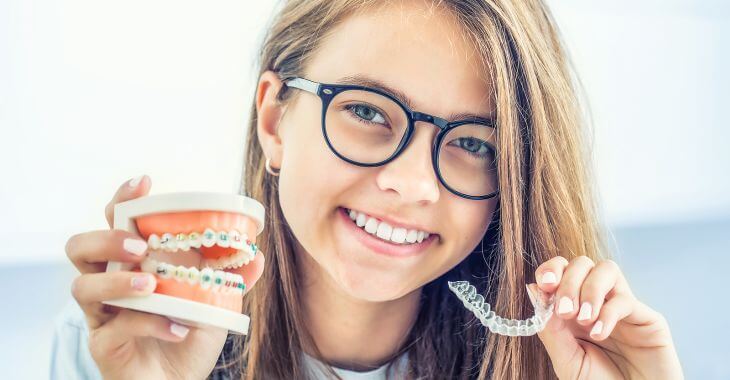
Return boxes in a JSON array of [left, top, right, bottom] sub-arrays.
[[103, 192, 265, 335]]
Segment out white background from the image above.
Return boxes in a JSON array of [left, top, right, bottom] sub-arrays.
[[0, 1, 728, 378]]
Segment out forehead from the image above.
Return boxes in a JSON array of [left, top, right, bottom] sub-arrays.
[[303, 0, 495, 119]]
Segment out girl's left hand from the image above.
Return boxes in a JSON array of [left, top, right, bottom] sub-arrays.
[[532, 255, 684, 379]]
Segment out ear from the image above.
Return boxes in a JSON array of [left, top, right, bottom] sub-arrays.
[[255, 70, 287, 169]]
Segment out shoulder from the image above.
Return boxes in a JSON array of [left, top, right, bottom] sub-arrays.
[[49, 301, 102, 380]]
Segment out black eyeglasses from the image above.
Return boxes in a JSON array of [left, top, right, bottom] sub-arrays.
[[280, 75, 499, 200]]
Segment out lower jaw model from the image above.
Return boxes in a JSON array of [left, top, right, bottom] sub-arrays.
[[134, 210, 260, 314]]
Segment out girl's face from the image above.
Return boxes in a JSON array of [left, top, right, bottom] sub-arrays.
[[261, 1, 497, 302]]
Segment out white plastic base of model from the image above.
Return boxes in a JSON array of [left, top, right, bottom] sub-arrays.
[[104, 293, 250, 334], [102, 192, 265, 336]]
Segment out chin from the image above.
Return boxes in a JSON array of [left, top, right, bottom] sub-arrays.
[[333, 262, 418, 302]]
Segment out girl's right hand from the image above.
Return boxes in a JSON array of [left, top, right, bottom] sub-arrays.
[[65, 176, 265, 380]]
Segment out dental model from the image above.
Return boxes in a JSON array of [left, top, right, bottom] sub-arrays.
[[103, 192, 265, 335], [448, 281, 555, 336]]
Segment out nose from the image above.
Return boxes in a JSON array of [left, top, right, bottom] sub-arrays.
[[375, 121, 440, 204]]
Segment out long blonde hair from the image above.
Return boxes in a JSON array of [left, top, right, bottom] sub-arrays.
[[218, 0, 607, 378]]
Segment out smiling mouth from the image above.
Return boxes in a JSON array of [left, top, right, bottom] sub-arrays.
[[341, 207, 435, 245]]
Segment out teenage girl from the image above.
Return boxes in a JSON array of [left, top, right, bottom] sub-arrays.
[[59, 0, 683, 378]]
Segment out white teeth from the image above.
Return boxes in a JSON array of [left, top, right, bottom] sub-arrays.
[[156, 262, 172, 279], [176, 233, 190, 251], [355, 212, 367, 227], [202, 229, 216, 248], [364, 217, 378, 234], [161, 233, 176, 251], [390, 228, 407, 244], [230, 230, 243, 250], [187, 267, 200, 285], [141, 257, 158, 273], [376, 222, 393, 240], [212, 271, 226, 291], [148, 234, 161, 250], [199, 267, 214, 289], [174, 265, 188, 282], [406, 229, 418, 243], [216, 231, 230, 248], [188, 232, 202, 248], [347, 208, 432, 245]]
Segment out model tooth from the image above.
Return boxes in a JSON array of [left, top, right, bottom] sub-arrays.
[[188, 232, 202, 248], [390, 227, 407, 244], [199, 267, 213, 289], [174, 265, 188, 282], [201, 228, 216, 248], [212, 270, 226, 290], [217, 231, 230, 248], [187, 267, 200, 285], [230, 230, 243, 249], [156, 262, 172, 279], [147, 234, 161, 250], [176, 233, 190, 251], [160, 233, 175, 251]]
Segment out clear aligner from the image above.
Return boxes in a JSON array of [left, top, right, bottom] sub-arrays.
[[447, 281, 555, 337]]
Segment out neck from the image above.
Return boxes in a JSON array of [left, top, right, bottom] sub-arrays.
[[298, 249, 420, 371]]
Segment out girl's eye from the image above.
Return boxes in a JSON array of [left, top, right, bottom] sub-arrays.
[[449, 137, 493, 159], [345, 104, 388, 126]]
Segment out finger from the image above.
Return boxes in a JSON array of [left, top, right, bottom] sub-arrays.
[[535, 255, 569, 293], [228, 251, 265, 294], [575, 259, 619, 326], [105, 175, 151, 229], [72, 271, 157, 329], [66, 229, 149, 273], [554, 255, 595, 320], [588, 294, 633, 341], [90, 309, 190, 362], [535, 296, 584, 379]]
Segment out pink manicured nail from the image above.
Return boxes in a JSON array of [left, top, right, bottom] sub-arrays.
[[590, 320, 604, 336], [123, 238, 148, 256], [170, 322, 189, 338], [128, 175, 144, 188], [540, 271, 557, 284], [577, 302, 592, 321], [558, 297, 573, 314], [131, 275, 151, 291]]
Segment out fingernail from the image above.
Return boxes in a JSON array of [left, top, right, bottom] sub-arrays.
[[131, 274, 152, 291], [577, 302, 592, 321], [170, 322, 189, 338], [558, 296, 573, 314], [540, 271, 557, 284], [128, 175, 144, 188], [590, 320, 603, 336], [123, 238, 148, 256]]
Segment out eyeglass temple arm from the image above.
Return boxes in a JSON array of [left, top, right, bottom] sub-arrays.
[[283, 77, 320, 95]]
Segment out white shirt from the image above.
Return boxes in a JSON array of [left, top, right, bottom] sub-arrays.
[[50, 301, 408, 380]]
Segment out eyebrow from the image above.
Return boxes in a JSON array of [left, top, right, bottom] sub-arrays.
[[335, 73, 495, 124]]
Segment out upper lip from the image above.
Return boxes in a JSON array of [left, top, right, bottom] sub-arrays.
[[343, 206, 437, 235]]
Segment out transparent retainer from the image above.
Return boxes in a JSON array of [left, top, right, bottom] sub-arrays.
[[448, 281, 555, 336]]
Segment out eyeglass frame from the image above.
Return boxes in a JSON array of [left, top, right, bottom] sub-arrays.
[[279, 75, 500, 201]]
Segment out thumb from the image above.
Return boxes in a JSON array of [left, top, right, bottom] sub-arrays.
[[105, 175, 152, 228], [528, 283, 584, 378]]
